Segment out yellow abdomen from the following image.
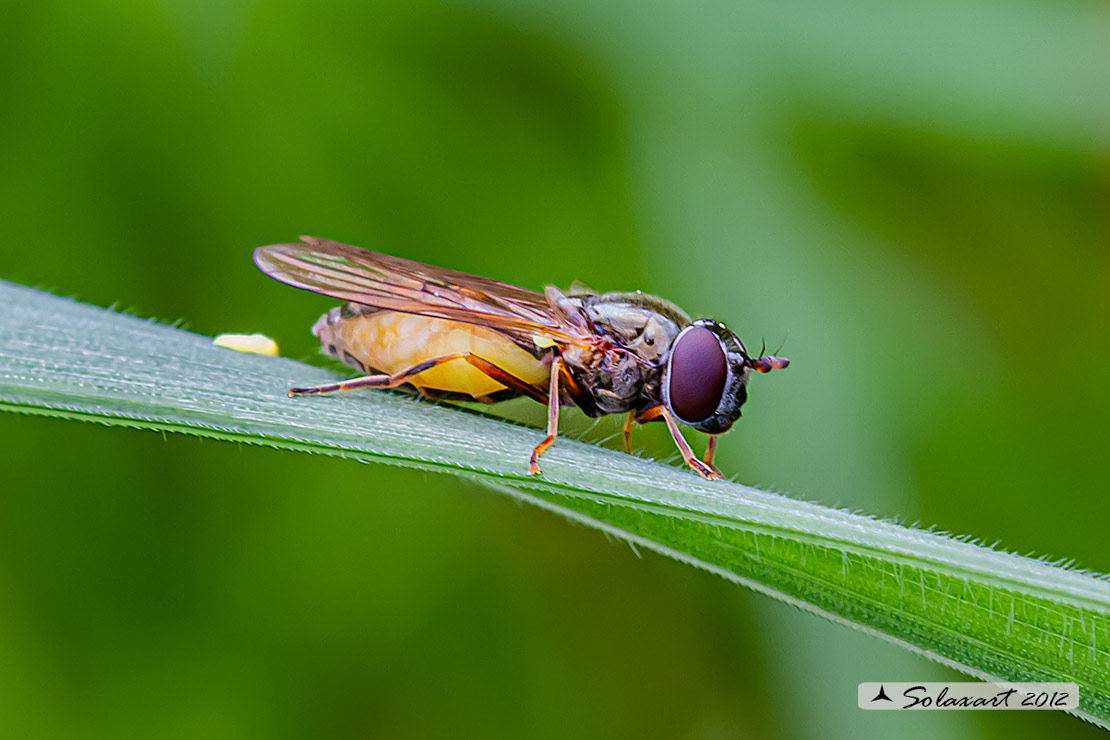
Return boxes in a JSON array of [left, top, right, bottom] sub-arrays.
[[327, 311, 549, 398]]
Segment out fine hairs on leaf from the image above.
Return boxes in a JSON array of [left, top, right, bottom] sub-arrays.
[[1, 279, 1109, 729]]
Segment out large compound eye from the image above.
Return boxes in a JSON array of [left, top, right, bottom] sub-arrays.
[[668, 326, 728, 423]]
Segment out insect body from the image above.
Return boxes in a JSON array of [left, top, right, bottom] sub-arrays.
[[254, 237, 789, 479]]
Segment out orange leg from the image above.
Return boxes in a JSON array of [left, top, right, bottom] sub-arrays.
[[289, 353, 547, 403], [463, 355, 549, 404], [622, 411, 637, 454], [291, 352, 561, 477], [289, 353, 470, 396], [635, 404, 721, 480], [528, 356, 565, 476], [702, 434, 722, 478]]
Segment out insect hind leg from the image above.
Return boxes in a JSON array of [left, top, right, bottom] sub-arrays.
[[461, 355, 549, 404], [287, 352, 550, 404], [287, 353, 470, 397]]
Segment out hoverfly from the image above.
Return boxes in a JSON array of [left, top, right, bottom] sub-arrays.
[[254, 237, 789, 479]]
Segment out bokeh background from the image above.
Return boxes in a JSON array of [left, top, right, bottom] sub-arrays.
[[2, 1, 1108, 738]]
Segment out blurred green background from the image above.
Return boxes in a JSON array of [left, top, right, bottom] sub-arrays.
[[2, 0, 1108, 738]]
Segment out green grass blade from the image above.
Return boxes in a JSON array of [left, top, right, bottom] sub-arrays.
[[2, 279, 1108, 728]]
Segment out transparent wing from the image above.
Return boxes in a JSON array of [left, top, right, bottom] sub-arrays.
[[254, 237, 585, 348]]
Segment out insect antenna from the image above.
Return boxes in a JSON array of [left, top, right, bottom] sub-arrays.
[[771, 333, 789, 356], [748, 334, 790, 374]]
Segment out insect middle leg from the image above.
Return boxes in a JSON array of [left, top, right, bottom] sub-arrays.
[[622, 411, 636, 454], [528, 356, 566, 476]]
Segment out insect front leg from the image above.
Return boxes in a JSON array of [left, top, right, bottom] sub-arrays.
[[528, 356, 565, 476], [635, 405, 721, 480], [701, 434, 722, 478]]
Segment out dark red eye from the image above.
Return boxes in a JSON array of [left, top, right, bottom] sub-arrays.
[[668, 326, 728, 423]]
